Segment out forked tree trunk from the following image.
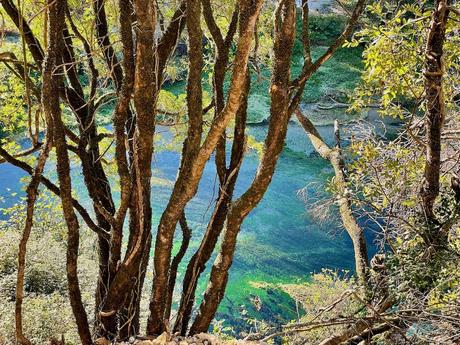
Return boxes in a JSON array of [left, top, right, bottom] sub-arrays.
[[99, 0, 157, 336], [174, 73, 250, 335], [189, 0, 297, 333], [118, 3, 187, 338], [147, 0, 264, 335], [295, 111, 369, 284], [15, 100, 53, 345], [170, 3, 241, 335]]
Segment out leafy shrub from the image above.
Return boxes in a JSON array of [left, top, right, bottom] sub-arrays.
[[280, 269, 360, 344], [0, 195, 97, 344]]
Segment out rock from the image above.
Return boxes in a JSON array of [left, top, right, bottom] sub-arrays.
[[195, 334, 220, 345], [137, 341, 154, 345], [152, 332, 169, 345], [129, 337, 136, 344], [95, 338, 110, 345]]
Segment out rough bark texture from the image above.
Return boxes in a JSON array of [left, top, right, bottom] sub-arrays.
[[118, 2, 186, 338], [164, 212, 192, 321], [174, 73, 250, 335], [147, 0, 203, 334], [189, 0, 297, 333], [44, 0, 93, 343], [171, 2, 241, 335], [147, 0, 263, 335], [14, 19, 55, 339], [420, 0, 449, 224], [62, 5, 119, 338], [99, 0, 157, 337], [202, 0, 239, 184], [14, 119, 52, 345]]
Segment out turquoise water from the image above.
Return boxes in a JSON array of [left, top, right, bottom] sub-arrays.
[[0, 122, 373, 331]]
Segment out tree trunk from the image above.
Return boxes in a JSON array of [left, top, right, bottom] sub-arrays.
[[170, 4, 241, 335], [295, 110, 369, 284], [420, 0, 449, 225], [147, 0, 263, 335], [15, 120, 53, 345], [148, 0, 203, 334], [45, 0, 92, 343], [174, 72, 250, 335], [99, 0, 157, 336], [164, 213, 192, 322], [189, 0, 297, 333]]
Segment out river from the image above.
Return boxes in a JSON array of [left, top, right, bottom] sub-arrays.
[[0, 120, 380, 332]]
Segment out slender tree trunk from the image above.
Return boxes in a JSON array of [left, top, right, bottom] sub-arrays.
[[119, 4, 187, 336], [295, 111, 369, 284], [171, 4, 241, 334], [99, 0, 157, 336], [420, 0, 449, 225], [148, 0, 203, 334], [62, 10, 117, 337], [147, 0, 263, 335], [164, 213, 192, 321], [174, 73, 249, 335], [14, 16, 54, 340], [15, 129, 53, 345], [45, 0, 93, 343], [190, 0, 297, 333]]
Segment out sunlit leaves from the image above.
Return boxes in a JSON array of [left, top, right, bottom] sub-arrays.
[[353, 1, 460, 122]]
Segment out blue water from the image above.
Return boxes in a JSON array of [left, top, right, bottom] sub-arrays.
[[0, 122, 371, 329]]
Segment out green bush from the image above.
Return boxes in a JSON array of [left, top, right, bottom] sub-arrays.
[[280, 269, 360, 344], [0, 195, 97, 344]]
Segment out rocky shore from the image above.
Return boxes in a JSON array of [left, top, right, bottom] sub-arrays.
[[95, 333, 267, 345]]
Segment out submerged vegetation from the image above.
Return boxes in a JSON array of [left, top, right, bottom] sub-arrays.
[[0, 0, 460, 344]]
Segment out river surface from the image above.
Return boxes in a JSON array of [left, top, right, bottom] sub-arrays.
[[0, 121, 379, 331]]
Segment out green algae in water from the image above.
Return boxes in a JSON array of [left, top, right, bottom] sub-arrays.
[[0, 122, 364, 334]]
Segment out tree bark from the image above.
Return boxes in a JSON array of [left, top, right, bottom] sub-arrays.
[[117, 4, 187, 337], [171, 2, 241, 335], [295, 111, 369, 284], [45, 0, 93, 343], [147, 0, 203, 334], [189, 0, 297, 333], [99, 0, 157, 336], [174, 72, 250, 335], [15, 116, 52, 345], [147, 0, 263, 335], [164, 213, 192, 321], [420, 0, 449, 224]]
